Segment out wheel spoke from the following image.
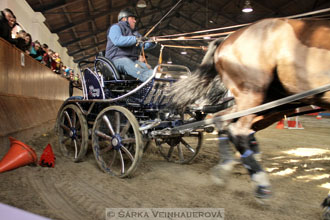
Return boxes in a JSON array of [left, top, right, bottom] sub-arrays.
[[100, 145, 113, 155], [73, 139, 78, 159], [95, 130, 112, 141], [72, 111, 77, 128], [120, 145, 134, 162], [102, 115, 115, 136], [76, 121, 81, 130], [60, 123, 71, 133], [64, 111, 73, 127], [107, 150, 116, 168], [121, 138, 136, 144], [120, 121, 131, 137], [181, 138, 195, 153], [177, 143, 184, 161], [118, 149, 125, 174], [61, 136, 71, 144], [115, 112, 120, 134], [167, 145, 175, 158]]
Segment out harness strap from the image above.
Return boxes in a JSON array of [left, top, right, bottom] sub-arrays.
[[170, 84, 330, 133]]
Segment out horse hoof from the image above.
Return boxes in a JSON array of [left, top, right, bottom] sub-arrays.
[[255, 185, 272, 202]]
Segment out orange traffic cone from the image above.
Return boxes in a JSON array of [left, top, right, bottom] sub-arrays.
[[39, 144, 56, 168], [276, 119, 284, 129], [0, 137, 37, 173], [287, 116, 304, 129]]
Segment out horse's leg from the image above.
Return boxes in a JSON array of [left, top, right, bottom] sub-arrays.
[[210, 130, 238, 185], [248, 132, 261, 161], [228, 114, 271, 200], [211, 108, 261, 185]]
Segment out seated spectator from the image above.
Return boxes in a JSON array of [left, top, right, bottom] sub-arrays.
[[0, 8, 16, 44], [29, 40, 43, 62]]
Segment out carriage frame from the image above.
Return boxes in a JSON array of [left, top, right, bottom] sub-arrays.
[[55, 56, 224, 178]]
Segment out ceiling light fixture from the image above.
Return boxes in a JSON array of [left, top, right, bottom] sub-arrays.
[[167, 57, 173, 64], [181, 50, 187, 55], [137, 0, 147, 8], [242, 0, 253, 13]]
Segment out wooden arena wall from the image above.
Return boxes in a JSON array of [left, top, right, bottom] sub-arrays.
[[0, 38, 80, 156]]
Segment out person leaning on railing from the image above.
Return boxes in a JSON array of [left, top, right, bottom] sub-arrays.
[[0, 8, 16, 44]]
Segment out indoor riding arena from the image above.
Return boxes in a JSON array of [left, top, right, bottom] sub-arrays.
[[1, 1, 330, 220]]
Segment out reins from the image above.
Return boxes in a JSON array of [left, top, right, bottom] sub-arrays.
[[144, 7, 330, 64]]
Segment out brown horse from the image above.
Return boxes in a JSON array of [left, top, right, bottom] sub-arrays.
[[170, 18, 330, 200]]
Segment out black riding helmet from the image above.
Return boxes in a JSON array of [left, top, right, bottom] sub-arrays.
[[118, 8, 136, 21]]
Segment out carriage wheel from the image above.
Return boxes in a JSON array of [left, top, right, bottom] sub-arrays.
[[156, 131, 203, 164], [92, 106, 143, 178], [57, 104, 88, 162]]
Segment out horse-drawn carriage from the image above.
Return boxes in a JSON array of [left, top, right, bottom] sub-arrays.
[[54, 13, 330, 217], [55, 55, 225, 178]]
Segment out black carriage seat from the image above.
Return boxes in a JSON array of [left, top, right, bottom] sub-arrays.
[[94, 56, 137, 81], [82, 68, 105, 100]]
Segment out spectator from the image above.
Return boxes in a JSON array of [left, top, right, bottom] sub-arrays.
[[1, 8, 73, 78], [52, 52, 61, 74], [63, 66, 70, 78], [49, 50, 57, 72], [15, 29, 26, 39], [24, 33, 32, 54], [8, 14, 16, 30], [29, 40, 43, 62], [0, 8, 15, 44], [14, 29, 26, 51], [11, 15, 22, 39], [41, 44, 52, 67]]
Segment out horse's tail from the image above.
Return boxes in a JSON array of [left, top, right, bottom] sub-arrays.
[[170, 38, 228, 109]]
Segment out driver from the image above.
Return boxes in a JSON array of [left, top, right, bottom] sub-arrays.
[[105, 8, 156, 82]]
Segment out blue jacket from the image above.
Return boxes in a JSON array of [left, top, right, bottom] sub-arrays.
[[105, 21, 155, 61]]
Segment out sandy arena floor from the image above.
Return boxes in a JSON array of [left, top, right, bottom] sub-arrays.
[[0, 116, 329, 220]]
